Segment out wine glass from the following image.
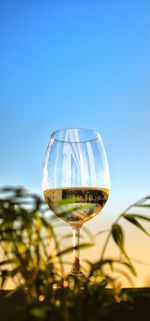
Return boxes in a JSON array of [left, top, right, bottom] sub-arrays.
[[42, 128, 110, 277]]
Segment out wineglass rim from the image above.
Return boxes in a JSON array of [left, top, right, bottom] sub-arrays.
[[50, 128, 100, 143]]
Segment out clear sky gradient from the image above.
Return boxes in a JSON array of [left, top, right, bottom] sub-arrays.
[[0, 0, 150, 286], [0, 0, 150, 208]]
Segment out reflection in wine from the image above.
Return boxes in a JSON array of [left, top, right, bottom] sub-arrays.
[[44, 187, 109, 227]]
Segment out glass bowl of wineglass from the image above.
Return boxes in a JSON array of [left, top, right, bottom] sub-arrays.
[[42, 128, 110, 277]]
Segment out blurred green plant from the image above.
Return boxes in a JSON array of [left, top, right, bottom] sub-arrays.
[[0, 187, 150, 321]]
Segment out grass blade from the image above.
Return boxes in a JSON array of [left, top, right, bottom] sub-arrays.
[[111, 224, 124, 248], [135, 204, 150, 208], [57, 242, 94, 257], [123, 215, 150, 237], [124, 213, 150, 222]]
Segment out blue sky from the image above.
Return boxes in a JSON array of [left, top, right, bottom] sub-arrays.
[[0, 0, 150, 215]]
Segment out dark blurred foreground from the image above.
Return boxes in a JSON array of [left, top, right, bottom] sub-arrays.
[[0, 188, 150, 321], [0, 288, 150, 321]]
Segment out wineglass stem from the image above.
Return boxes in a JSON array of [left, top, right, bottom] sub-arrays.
[[70, 227, 81, 275]]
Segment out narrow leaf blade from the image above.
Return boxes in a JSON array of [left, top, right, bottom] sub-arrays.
[[111, 223, 124, 248], [124, 213, 150, 222], [57, 242, 94, 256], [123, 215, 150, 237]]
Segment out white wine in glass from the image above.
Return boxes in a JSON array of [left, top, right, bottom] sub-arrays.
[[42, 128, 110, 277]]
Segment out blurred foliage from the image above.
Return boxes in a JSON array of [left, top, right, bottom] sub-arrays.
[[0, 187, 150, 321]]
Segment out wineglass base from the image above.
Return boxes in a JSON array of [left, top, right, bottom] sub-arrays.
[[69, 257, 86, 280], [69, 270, 85, 280]]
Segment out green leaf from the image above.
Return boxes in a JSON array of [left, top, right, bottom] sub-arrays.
[[111, 224, 136, 275], [88, 259, 114, 276], [135, 204, 150, 208], [60, 233, 84, 241], [88, 258, 136, 277], [111, 223, 124, 248], [121, 261, 137, 276], [124, 213, 150, 222], [123, 215, 150, 237], [120, 248, 136, 275], [56, 204, 85, 217], [50, 203, 85, 220], [60, 197, 81, 205], [57, 242, 94, 256]]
